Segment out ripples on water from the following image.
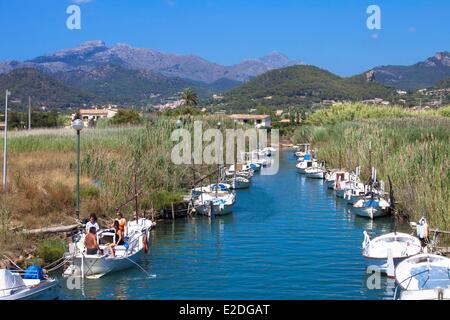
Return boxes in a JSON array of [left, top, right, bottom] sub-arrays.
[[62, 151, 398, 300]]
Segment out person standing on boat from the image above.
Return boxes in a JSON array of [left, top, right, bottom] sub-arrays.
[[115, 210, 128, 237], [85, 227, 100, 255], [85, 213, 100, 233]]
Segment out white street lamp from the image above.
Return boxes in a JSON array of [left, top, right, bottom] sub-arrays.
[[2, 90, 11, 193], [72, 119, 84, 221]]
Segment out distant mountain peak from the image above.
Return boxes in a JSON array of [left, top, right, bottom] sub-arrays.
[[373, 51, 450, 89], [258, 52, 303, 69], [78, 40, 107, 48]]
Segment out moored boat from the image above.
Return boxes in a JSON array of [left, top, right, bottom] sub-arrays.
[[325, 170, 350, 190], [296, 154, 318, 174], [394, 254, 450, 300], [226, 176, 250, 189], [305, 167, 326, 179], [0, 267, 60, 300], [362, 231, 422, 276], [353, 196, 390, 219], [194, 192, 236, 216], [63, 218, 155, 279]]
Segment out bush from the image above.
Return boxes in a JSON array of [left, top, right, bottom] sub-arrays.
[[109, 109, 142, 125], [36, 239, 66, 264], [80, 185, 100, 199]]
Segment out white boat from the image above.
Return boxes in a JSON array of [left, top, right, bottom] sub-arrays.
[[294, 144, 311, 158], [353, 196, 390, 219], [194, 192, 236, 216], [254, 158, 268, 167], [263, 147, 276, 157], [226, 176, 250, 189], [227, 164, 254, 179], [296, 154, 318, 174], [395, 254, 450, 300], [305, 167, 326, 179], [248, 162, 261, 172], [362, 231, 422, 276], [192, 183, 231, 197], [0, 267, 60, 300], [344, 181, 367, 204], [325, 170, 351, 191], [63, 218, 155, 279]]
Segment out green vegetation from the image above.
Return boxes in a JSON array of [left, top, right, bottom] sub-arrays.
[[304, 104, 411, 125], [109, 109, 142, 125], [179, 88, 199, 106], [0, 68, 93, 109], [36, 239, 66, 264], [292, 105, 449, 229], [4, 110, 66, 129], [224, 65, 395, 110]]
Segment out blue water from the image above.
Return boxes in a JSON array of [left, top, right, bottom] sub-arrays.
[[61, 150, 399, 300]]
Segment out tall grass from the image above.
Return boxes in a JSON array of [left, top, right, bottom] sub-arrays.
[[293, 115, 450, 230], [305, 103, 448, 126]]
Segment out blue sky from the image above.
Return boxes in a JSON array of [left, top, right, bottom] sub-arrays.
[[0, 0, 448, 76]]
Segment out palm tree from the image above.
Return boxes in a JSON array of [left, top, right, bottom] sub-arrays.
[[179, 88, 199, 107]]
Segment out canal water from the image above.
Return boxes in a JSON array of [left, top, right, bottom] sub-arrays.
[[62, 150, 399, 300]]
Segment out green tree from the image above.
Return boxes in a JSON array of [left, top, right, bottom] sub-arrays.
[[179, 88, 199, 107], [109, 109, 142, 125]]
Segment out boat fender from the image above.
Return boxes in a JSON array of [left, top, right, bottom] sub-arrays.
[[143, 233, 149, 254], [386, 249, 395, 278], [362, 231, 370, 249]]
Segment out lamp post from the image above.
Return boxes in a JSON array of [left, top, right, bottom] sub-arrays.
[[72, 119, 84, 221], [2, 90, 11, 193]]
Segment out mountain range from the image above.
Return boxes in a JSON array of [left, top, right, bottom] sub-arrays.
[[372, 51, 450, 90], [0, 40, 303, 83], [0, 41, 448, 109]]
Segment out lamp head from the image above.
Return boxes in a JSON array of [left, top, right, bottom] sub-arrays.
[[72, 119, 84, 131], [176, 119, 182, 128]]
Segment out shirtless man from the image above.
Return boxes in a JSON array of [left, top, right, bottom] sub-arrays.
[[84, 227, 100, 255]]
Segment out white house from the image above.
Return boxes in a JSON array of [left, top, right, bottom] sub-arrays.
[[74, 107, 118, 127], [229, 114, 272, 128]]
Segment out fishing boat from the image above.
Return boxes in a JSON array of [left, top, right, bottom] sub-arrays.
[[248, 162, 261, 172], [394, 254, 450, 300], [226, 176, 250, 189], [0, 267, 60, 300], [263, 147, 276, 157], [226, 164, 254, 180], [353, 196, 390, 219], [325, 170, 350, 190], [194, 192, 236, 216], [344, 181, 367, 204], [192, 183, 232, 197], [63, 218, 155, 279], [305, 166, 326, 179], [296, 154, 318, 174], [362, 231, 422, 276], [294, 144, 311, 159]]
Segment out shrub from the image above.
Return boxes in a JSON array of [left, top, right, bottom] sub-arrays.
[[80, 185, 100, 199], [36, 239, 66, 264]]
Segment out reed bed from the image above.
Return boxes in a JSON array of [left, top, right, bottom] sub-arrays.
[[1, 116, 232, 262], [293, 115, 450, 230]]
